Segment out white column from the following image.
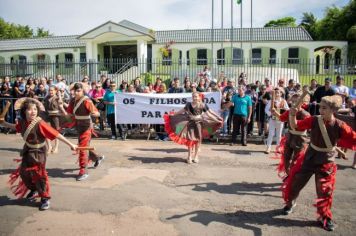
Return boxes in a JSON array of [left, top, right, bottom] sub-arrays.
[[86, 41, 94, 61], [276, 48, 282, 61], [308, 47, 316, 74], [137, 40, 147, 73]]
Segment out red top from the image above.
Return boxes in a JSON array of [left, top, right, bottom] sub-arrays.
[[16, 120, 59, 141], [296, 116, 356, 150], [279, 105, 310, 123], [66, 98, 98, 115], [90, 89, 106, 99], [279, 110, 290, 122]]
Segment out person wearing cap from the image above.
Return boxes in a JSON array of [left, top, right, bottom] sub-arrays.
[[265, 87, 289, 154], [209, 79, 220, 92], [310, 78, 335, 115], [332, 75, 349, 108]]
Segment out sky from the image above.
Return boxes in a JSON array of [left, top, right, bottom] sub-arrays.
[[0, 0, 350, 36]]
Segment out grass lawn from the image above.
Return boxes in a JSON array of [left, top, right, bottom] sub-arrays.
[[299, 74, 355, 87]]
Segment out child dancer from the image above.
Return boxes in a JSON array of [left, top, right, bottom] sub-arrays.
[[0, 99, 77, 210], [43, 86, 66, 153], [272, 92, 311, 177], [65, 83, 104, 181], [282, 95, 356, 231], [164, 92, 222, 164]]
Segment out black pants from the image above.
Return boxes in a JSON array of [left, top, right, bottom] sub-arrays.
[[247, 107, 255, 135], [107, 113, 123, 138], [232, 114, 247, 145]]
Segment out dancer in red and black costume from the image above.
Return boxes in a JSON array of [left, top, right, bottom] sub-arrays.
[[43, 85, 67, 153], [282, 95, 356, 231], [65, 83, 104, 181], [272, 92, 311, 177], [0, 98, 77, 210]]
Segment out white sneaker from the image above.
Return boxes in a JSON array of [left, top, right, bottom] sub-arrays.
[[39, 199, 50, 211], [76, 173, 89, 181]]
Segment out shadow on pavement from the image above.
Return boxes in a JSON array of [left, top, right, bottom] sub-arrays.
[[177, 182, 281, 198], [0, 168, 78, 179], [128, 156, 187, 163], [167, 209, 318, 236], [212, 148, 265, 154], [0, 195, 38, 208], [135, 148, 187, 153], [0, 147, 22, 153]]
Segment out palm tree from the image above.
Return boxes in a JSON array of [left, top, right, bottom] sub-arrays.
[[300, 12, 318, 40]]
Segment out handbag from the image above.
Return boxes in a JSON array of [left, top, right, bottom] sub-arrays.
[[96, 101, 105, 111]]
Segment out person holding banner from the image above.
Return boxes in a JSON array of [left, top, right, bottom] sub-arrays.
[[0, 98, 77, 211], [66, 83, 105, 181], [164, 92, 222, 164]]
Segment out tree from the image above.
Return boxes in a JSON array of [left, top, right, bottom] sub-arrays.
[[346, 25, 356, 42], [299, 12, 318, 39], [0, 17, 52, 39], [264, 17, 297, 27], [35, 27, 51, 37]]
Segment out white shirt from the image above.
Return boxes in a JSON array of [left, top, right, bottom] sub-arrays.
[[332, 85, 349, 96], [265, 98, 289, 117]]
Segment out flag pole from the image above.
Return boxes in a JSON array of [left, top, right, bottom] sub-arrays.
[[250, 0, 253, 53], [240, 0, 243, 60], [231, 0, 233, 66], [211, 0, 214, 74], [221, 0, 224, 67]]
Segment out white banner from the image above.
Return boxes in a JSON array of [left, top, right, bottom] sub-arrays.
[[114, 92, 221, 124]]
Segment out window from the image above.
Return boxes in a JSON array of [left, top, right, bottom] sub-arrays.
[[179, 50, 182, 65], [19, 55, 27, 70], [80, 53, 86, 62], [269, 49, 276, 64], [162, 50, 172, 66], [197, 49, 207, 65], [324, 53, 330, 69], [252, 48, 262, 64], [217, 49, 225, 65], [232, 48, 243, 65], [187, 51, 190, 66], [65, 53, 73, 68], [288, 48, 299, 64], [37, 54, 46, 69], [55, 55, 59, 69]]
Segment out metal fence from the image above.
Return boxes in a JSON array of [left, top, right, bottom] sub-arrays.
[[1, 58, 355, 86]]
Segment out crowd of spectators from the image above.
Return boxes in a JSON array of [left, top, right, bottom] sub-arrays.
[[1, 69, 355, 145]]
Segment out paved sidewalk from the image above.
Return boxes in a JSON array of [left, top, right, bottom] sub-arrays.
[[0, 133, 355, 236]]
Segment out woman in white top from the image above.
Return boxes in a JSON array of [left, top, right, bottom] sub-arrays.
[[264, 87, 289, 154]]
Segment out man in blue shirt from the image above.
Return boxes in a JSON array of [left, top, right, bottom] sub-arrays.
[[103, 82, 124, 140], [231, 85, 252, 146]]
